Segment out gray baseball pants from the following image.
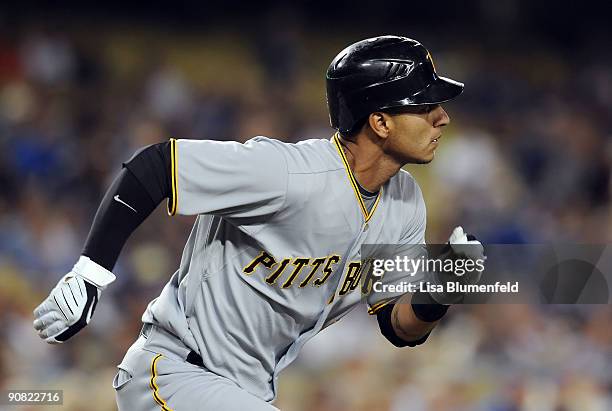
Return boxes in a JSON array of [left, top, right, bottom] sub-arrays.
[[113, 324, 279, 411]]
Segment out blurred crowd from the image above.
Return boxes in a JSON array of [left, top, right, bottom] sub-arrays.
[[0, 19, 610, 411]]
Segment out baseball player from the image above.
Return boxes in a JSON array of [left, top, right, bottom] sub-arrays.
[[33, 36, 484, 410]]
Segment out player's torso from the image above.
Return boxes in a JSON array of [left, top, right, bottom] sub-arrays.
[[186, 138, 411, 322], [150, 137, 420, 400]]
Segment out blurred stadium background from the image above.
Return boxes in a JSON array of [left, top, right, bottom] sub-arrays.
[[0, 1, 610, 410]]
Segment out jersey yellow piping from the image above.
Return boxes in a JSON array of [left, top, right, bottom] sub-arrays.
[[332, 133, 382, 223], [167, 138, 178, 216], [368, 299, 392, 315], [150, 354, 174, 411]]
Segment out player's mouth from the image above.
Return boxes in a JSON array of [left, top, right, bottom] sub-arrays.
[[431, 134, 442, 144]]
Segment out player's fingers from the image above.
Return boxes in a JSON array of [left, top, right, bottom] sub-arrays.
[[33, 311, 65, 331], [37, 320, 68, 341], [33, 298, 54, 318]]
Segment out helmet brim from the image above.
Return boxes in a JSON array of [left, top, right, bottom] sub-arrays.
[[374, 75, 464, 114], [411, 76, 464, 105]]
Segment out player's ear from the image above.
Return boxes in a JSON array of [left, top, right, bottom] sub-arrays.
[[368, 112, 392, 139]]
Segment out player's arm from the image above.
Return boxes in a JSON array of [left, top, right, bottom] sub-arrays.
[[81, 141, 174, 270], [376, 292, 448, 347], [373, 178, 446, 347], [376, 227, 485, 347], [33, 141, 174, 344]]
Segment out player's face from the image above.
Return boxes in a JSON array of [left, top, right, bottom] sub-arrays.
[[384, 104, 450, 164]]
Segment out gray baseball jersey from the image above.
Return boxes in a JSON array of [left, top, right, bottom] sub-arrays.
[[129, 133, 427, 404]]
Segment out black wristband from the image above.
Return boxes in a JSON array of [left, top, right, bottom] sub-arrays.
[[411, 291, 449, 322], [376, 303, 432, 347]]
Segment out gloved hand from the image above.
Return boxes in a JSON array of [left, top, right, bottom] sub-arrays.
[[33, 256, 116, 344], [429, 226, 485, 304], [447, 226, 485, 262]]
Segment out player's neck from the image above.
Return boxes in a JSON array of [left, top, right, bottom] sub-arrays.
[[338, 135, 402, 192]]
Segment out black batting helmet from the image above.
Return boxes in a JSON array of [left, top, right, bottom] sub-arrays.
[[326, 35, 464, 134]]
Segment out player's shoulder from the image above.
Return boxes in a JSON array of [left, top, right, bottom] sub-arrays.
[[245, 136, 342, 174], [387, 168, 424, 201], [388, 169, 427, 239]]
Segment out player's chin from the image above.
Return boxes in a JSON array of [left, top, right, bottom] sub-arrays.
[[399, 147, 435, 165], [404, 156, 434, 165], [414, 156, 434, 165], [412, 150, 436, 164]]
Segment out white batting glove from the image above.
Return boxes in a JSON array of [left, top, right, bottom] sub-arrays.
[[33, 256, 115, 344], [448, 226, 485, 267], [430, 226, 486, 304]]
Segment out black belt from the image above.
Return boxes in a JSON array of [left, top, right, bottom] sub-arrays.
[[186, 351, 204, 367], [140, 324, 204, 367]]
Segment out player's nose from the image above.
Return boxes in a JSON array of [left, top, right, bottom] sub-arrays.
[[433, 105, 450, 127]]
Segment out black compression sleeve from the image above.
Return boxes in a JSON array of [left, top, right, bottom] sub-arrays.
[[82, 142, 173, 271], [82, 169, 157, 271], [122, 142, 172, 205], [376, 303, 431, 348]]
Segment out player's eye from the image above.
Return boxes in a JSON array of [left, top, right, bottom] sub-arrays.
[[418, 104, 439, 114], [385, 104, 439, 116]]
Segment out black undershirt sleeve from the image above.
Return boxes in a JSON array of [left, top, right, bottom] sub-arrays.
[[82, 142, 172, 271]]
